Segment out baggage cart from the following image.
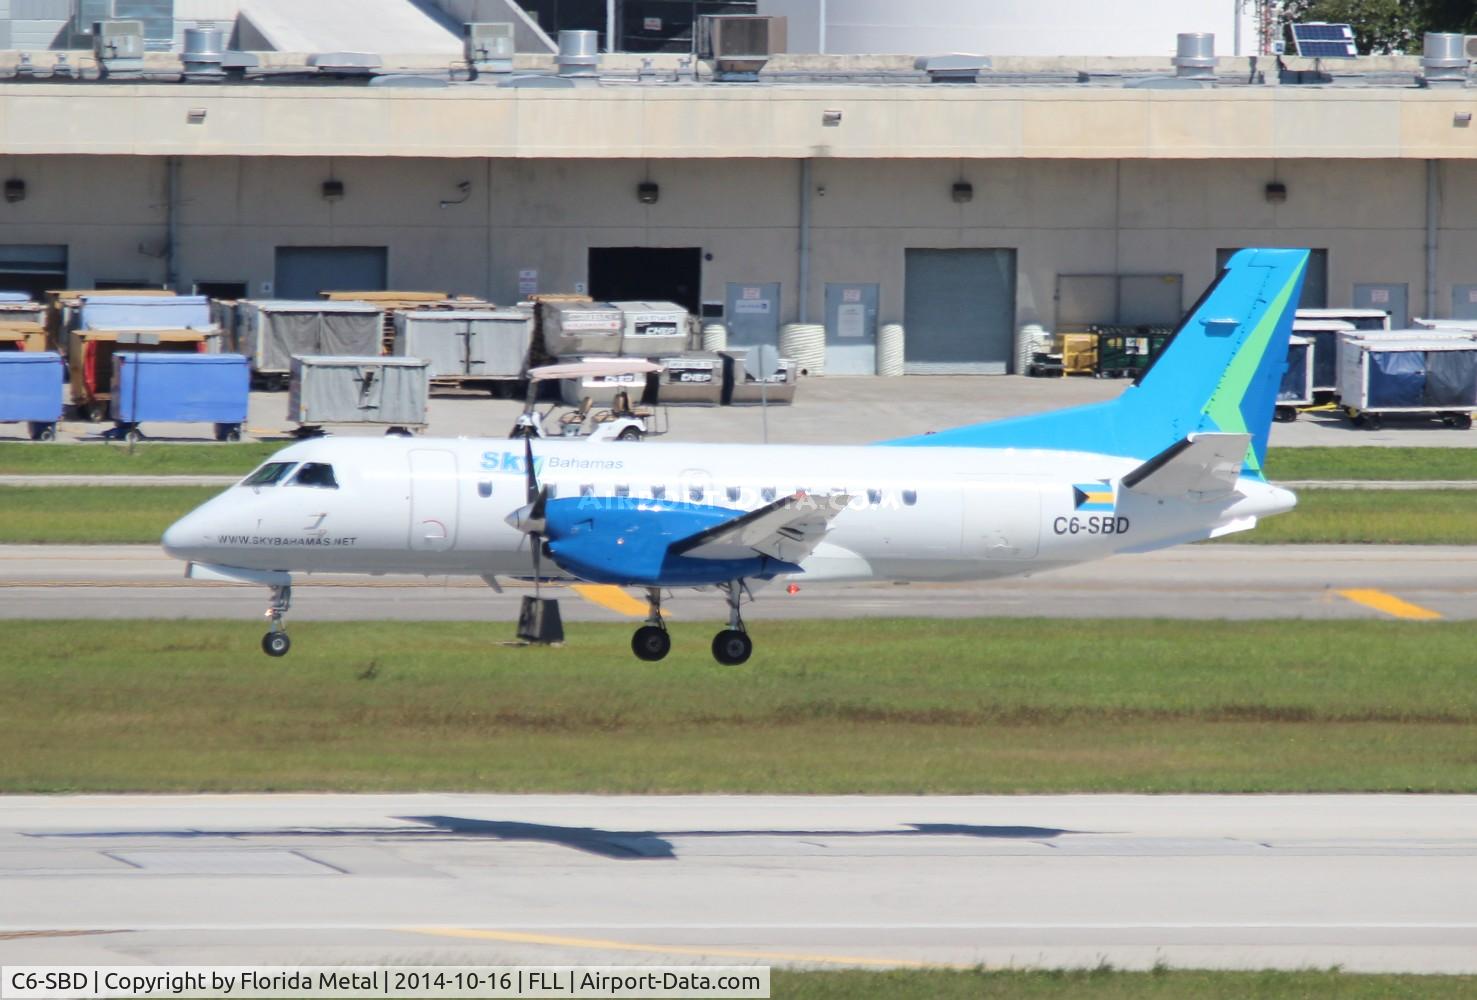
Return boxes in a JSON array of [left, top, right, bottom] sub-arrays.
[[1296, 307, 1390, 333], [392, 308, 533, 388], [720, 349, 798, 406], [1293, 319, 1355, 401], [0, 351, 62, 440], [68, 329, 210, 422], [0, 322, 48, 353], [0, 300, 44, 327], [1059, 332, 1099, 376], [556, 355, 656, 407], [1275, 335, 1313, 421], [1091, 325, 1173, 379], [1337, 334, 1477, 430], [540, 300, 623, 357], [655, 352, 723, 405], [612, 301, 690, 357], [108, 352, 250, 442], [288, 355, 430, 436], [46, 289, 175, 352], [236, 300, 385, 388]]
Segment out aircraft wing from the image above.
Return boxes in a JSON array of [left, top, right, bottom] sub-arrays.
[[671, 492, 852, 564], [1120, 432, 1251, 500]]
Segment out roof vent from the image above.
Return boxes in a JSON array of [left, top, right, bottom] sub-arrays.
[[466, 22, 515, 76], [1422, 33, 1469, 89], [93, 19, 145, 78], [915, 54, 990, 84], [1172, 32, 1216, 82], [307, 52, 383, 77], [182, 27, 225, 82], [556, 30, 599, 78], [698, 15, 786, 82]]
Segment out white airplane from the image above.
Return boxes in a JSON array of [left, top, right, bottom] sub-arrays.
[[163, 249, 1309, 665]]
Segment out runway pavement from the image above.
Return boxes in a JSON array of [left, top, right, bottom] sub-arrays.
[[2, 794, 1474, 973], [0, 544, 1471, 622]]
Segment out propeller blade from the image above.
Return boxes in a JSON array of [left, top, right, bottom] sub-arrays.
[[524, 436, 538, 505]]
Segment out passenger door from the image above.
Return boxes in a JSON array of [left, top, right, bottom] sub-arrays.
[[408, 450, 459, 552]]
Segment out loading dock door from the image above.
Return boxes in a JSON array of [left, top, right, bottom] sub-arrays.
[[903, 249, 1016, 374], [1353, 283, 1408, 329], [725, 282, 781, 348], [824, 283, 879, 375], [1218, 248, 1327, 309], [589, 247, 702, 313], [275, 247, 388, 301], [0, 244, 66, 300]]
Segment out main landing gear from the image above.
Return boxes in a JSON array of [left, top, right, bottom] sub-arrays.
[[261, 584, 292, 657], [628, 580, 755, 665]]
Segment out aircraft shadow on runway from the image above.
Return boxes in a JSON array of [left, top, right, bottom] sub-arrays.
[[28, 817, 1081, 861]]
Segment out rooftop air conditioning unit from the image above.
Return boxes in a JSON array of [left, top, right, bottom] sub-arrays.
[[698, 15, 786, 82], [93, 19, 144, 60], [1466, 35, 1477, 60], [465, 22, 515, 75]]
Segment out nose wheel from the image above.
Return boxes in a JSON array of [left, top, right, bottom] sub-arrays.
[[261, 584, 292, 657], [711, 580, 753, 666], [632, 588, 671, 661]]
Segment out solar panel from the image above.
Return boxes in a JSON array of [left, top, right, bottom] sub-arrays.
[[1291, 23, 1358, 58]]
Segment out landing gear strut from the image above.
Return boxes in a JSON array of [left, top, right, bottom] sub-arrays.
[[631, 587, 671, 661], [261, 584, 292, 657], [711, 579, 753, 666]]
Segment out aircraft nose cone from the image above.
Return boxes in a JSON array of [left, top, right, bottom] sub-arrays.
[[161, 511, 204, 560]]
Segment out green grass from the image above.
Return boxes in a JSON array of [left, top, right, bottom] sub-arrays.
[[2, 485, 1472, 546], [1265, 446, 1477, 481], [0, 441, 279, 476], [774, 968, 1477, 999], [4, 618, 1476, 794]]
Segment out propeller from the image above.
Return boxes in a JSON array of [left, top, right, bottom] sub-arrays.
[[503, 436, 549, 595]]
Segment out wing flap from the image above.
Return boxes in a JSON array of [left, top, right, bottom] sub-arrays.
[[672, 492, 852, 563], [1121, 432, 1251, 500]]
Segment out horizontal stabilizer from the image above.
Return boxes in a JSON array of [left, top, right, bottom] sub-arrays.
[[673, 491, 851, 564], [1121, 432, 1250, 500], [187, 562, 292, 586]]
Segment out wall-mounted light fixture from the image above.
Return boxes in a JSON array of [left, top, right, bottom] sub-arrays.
[[439, 180, 472, 209], [1264, 181, 1287, 203], [186, 108, 207, 125], [322, 179, 345, 201], [952, 181, 974, 203], [822, 109, 843, 127], [1456, 111, 1472, 127], [4, 179, 25, 203], [637, 181, 659, 205]]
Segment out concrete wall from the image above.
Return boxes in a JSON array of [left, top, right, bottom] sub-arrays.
[[0, 154, 1470, 333]]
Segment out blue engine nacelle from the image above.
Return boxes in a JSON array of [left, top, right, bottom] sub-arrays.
[[542, 497, 800, 586]]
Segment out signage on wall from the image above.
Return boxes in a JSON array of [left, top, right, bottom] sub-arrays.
[[1369, 288, 1390, 304], [518, 269, 538, 296]]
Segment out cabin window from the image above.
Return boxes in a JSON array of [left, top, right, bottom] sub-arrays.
[[726, 486, 741, 502], [761, 487, 776, 503], [546, 484, 559, 499], [290, 463, 339, 489], [614, 484, 630, 498], [867, 488, 882, 505], [242, 462, 296, 487], [651, 485, 666, 500], [689, 485, 705, 503], [902, 489, 918, 506], [580, 483, 594, 497], [478, 481, 494, 498]]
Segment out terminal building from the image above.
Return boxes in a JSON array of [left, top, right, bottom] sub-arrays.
[[0, 0, 1473, 372]]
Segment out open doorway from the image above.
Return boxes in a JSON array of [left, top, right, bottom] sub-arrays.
[[588, 247, 701, 313]]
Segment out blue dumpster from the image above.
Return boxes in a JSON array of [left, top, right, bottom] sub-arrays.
[[109, 352, 250, 442], [0, 351, 63, 441]]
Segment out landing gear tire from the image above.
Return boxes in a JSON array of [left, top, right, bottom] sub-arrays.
[[261, 631, 291, 657], [632, 625, 671, 661], [711, 629, 752, 666]]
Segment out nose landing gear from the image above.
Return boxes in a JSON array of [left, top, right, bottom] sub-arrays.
[[632, 588, 671, 661], [261, 584, 292, 657]]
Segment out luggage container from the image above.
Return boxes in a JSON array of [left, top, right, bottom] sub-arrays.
[[1296, 307, 1390, 332], [1292, 319, 1355, 400], [612, 301, 690, 356], [0, 299, 44, 327], [720, 349, 798, 406], [1337, 334, 1477, 429], [81, 295, 212, 332], [46, 289, 175, 352], [1413, 318, 1477, 333], [288, 355, 430, 436], [392, 308, 533, 386], [68, 329, 209, 422], [0, 322, 48, 353], [108, 352, 249, 442], [0, 351, 63, 440], [540, 300, 622, 357], [1059, 332, 1099, 375], [556, 356, 655, 407], [236, 300, 385, 388], [655, 352, 723, 405], [1091, 325, 1173, 379], [1275, 335, 1313, 421]]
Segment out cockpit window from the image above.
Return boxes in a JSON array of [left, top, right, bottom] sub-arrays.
[[242, 462, 297, 487], [290, 463, 339, 489]]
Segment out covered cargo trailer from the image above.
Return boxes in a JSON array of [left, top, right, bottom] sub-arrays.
[[0, 351, 63, 440], [1091, 325, 1173, 379], [1337, 334, 1477, 429], [109, 352, 250, 442], [288, 355, 430, 435], [1296, 308, 1390, 332], [81, 295, 212, 332], [236, 300, 385, 387], [1292, 319, 1355, 400], [1275, 335, 1313, 421], [68, 329, 209, 422], [720, 349, 798, 406], [655, 352, 723, 405], [556, 356, 656, 407], [541, 301, 623, 357], [612, 301, 690, 357], [392, 308, 533, 385]]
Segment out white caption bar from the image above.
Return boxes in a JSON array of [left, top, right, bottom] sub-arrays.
[[1, 967, 770, 999]]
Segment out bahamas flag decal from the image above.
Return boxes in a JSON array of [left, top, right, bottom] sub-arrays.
[[1073, 480, 1115, 511]]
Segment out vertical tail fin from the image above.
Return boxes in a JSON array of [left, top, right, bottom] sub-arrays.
[[884, 248, 1309, 477]]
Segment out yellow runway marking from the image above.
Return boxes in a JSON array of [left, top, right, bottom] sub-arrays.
[[571, 584, 665, 619], [403, 927, 937, 968], [1336, 588, 1443, 621]]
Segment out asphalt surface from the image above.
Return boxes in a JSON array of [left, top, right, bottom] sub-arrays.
[[1, 544, 1471, 624], [2, 794, 1474, 972]]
